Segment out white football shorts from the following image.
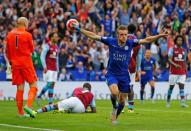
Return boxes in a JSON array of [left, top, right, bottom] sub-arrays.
[[57, 97, 85, 113], [169, 74, 186, 85], [130, 73, 136, 86], [43, 70, 58, 82]]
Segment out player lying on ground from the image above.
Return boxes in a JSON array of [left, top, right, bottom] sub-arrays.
[[25, 83, 96, 117]]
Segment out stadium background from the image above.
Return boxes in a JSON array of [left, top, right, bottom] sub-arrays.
[[0, 0, 191, 82], [0, 1, 191, 130]]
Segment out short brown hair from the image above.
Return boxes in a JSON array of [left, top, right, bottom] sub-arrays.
[[83, 83, 92, 91], [117, 25, 127, 32]]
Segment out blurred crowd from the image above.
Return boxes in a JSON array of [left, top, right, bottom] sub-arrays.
[[0, 0, 191, 81]]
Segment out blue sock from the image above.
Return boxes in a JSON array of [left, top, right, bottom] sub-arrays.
[[167, 87, 173, 102], [117, 103, 124, 118], [140, 90, 144, 100], [110, 95, 117, 109], [37, 104, 56, 113], [128, 100, 134, 110], [48, 82, 54, 104], [151, 87, 155, 99], [179, 89, 185, 102], [38, 82, 51, 98]]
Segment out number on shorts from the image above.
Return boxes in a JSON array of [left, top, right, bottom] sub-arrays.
[[15, 35, 18, 48]]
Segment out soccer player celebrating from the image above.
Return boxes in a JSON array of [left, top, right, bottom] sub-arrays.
[[166, 35, 189, 108], [140, 50, 156, 103], [37, 32, 59, 105], [36, 83, 96, 114], [6, 17, 38, 118], [69, 19, 168, 124]]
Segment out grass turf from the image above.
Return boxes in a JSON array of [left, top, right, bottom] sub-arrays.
[[0, 100, 191, 131]]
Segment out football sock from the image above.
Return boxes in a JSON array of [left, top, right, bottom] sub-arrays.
[[37, 104, 57, 113], [27, 87, 37, 108], [151, 87, 155, 99], [48, 82, 54, 104], [128, 100, 134, 110], [38, 82, 51, 98], [140, 90, 144, 100], [167, 86, 174, 103], [110, 95, 117, 109], [16, 90, 24, 115], [179, 88, 185, 102], [116, 103, 124, 118]]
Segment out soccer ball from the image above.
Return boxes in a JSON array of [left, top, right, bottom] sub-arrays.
[[66, 19, 79, 31]]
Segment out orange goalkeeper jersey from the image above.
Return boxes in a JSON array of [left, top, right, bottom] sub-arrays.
[[6, 27, 34, 68]]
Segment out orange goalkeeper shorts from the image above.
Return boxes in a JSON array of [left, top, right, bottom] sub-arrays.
[[12, 66, 38, 85]]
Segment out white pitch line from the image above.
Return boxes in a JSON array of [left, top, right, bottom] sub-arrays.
[[0, 124, 62, 131], [136, 108, 191, 113], [98, 107, 191, 114]]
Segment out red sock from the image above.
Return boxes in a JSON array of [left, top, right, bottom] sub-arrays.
[[27, 87, 37, 108], [16, 90, 24, 115]]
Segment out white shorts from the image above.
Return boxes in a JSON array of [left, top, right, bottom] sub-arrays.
[[43, 70, 58, 82], [57, 97, 85, 113], [130, 73, 136, 86], [169, 74, 186, 85]]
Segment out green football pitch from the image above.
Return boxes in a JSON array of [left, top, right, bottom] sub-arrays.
[[0, 100, 191, 131]]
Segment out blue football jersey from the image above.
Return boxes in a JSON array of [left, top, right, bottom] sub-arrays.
[[101, 37, 138, 75], [141, 57, 156, 75]]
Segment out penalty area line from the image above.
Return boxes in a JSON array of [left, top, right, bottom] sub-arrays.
[[99, 107, 191, 113], [0, 123, 61, 131]]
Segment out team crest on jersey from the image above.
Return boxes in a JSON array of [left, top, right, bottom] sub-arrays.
[[150, 61, 153, 64], [102, 37, 107, 40], [133, 39, 138, 43], [178, 54, 182, 59], [124, 46, 129, 50], [53, 51, 57, 56]]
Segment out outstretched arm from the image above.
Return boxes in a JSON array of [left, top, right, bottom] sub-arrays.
[[40, 44, 49, 73], [73, 24, 101, 41], [139, 31, 168, 44]]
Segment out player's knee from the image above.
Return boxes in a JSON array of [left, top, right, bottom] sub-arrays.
[[29, 81, 37, 87], [150, 82, 155, 87], [141, 87, 145, 91], [50, 82, 55, 88], [178, 83, 184, 89], [111, 90, 119, 96], [17, 84, 24, 90], [118, 99, 125, 105], [47, 82, 54, 88]]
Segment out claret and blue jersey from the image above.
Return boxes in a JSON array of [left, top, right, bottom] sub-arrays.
[[101, 36, 139, 93]]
